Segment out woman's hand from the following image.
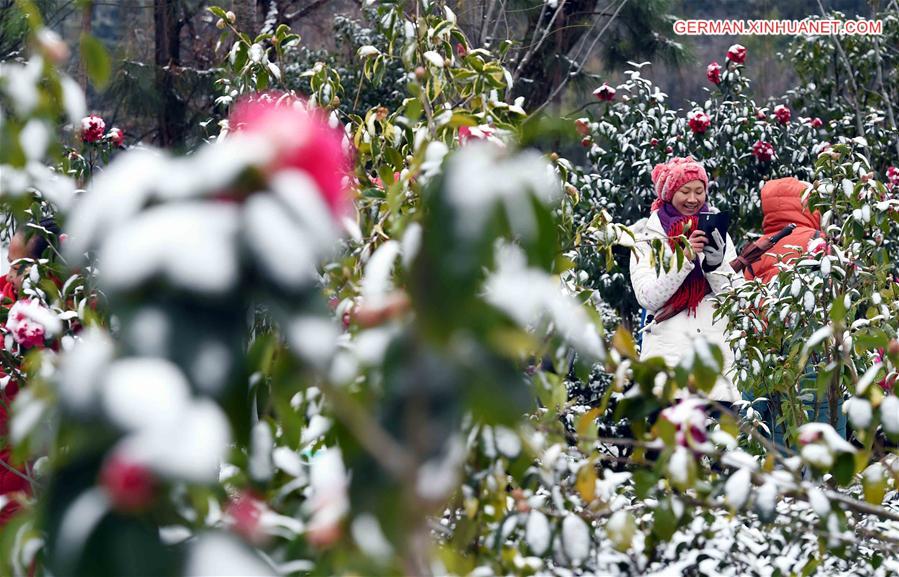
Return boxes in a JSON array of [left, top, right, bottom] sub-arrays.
[[686, 230, 707, 260]]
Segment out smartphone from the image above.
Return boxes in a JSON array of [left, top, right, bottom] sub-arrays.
[[698, 211, 730, 249]]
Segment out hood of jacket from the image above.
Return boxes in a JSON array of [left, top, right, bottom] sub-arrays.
[[761, 177, 820, 235]]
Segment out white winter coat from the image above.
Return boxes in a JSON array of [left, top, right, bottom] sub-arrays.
[[629, 210, 743, 402]]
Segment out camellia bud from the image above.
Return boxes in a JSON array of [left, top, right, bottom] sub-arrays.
[[226, 10, 236, 23], [549, 152, 560, 162], [888, 339, 899, 357], [580, 137, 592, 148], [216, 18, 226, 29], [414, 66, 426, 80]]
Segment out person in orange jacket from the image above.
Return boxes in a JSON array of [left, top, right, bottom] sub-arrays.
[[744, 177, 826, 283], [742, 177, 846, 445], [0, 218, 60, 525]]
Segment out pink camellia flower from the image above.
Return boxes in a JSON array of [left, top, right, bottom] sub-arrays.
[[726, 44, 747, 64], [593, 83, 616, 101], [100, 452, 156, 512], [660, 399, 710, 452], [773, 105, 791, 124], [79, 114, 106, 143], [455, 43, 467, 57], [226, 491, 267, 544], [687, 110, 711, 134], [106, 127, 125, 147], [229, 94, 351, 219], [5, 299, 61, 348], [706, 61, 722, 84], [752, 140, 775, 162]]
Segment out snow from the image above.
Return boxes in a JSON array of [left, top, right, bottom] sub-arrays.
[[20, 119, 49, 161], [561, 514, 591, 566], [121, 399, 231, 483], [57, 328, 115, 414], [190, 340, 231, 394], [606, 510, 636, 551], [184, 532, 275, 576], [54, 488, 111, 567], [98, 201, 241, 294], [307, 448, 349, 531], [269, 170, 339, 254], [350, 514, 393, 561], [10, 391, 46, 443], [484, 244, 605, 360], [881, 395, 899, 435], [494, 426, 522, 458], [845, 397, 873, 429], [101, 358, 191, 432], [300, 414, 332, 447], [361, 240, 400, 305], [288, 316, 339, 369], [525, 511, 551, 555], [60, 75, 86, 123], [400, 222, 422, 270], [416, 436, 466, 500], [724, 468, 752, 510], [249, 421, 274, 482], [244, 192, 317, 288], [272, 447, 304, 478], [445, 143, 560, 242], [668, 447, 692, 487], [800, 443, 833, 469], [755, 481, 777, 518]]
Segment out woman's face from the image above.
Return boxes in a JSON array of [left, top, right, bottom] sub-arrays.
[[6, 231, 35, 292], [671, 180, 707, 216]]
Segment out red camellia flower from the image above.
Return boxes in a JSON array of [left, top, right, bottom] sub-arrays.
[[886, 166, 899, 189], [99, 453, 156, 512], [726, 44, 747, 64], [230, 94, 351, 219], [687, 110, 711, 134], [706, 61, 722, 84], [593, 83, 616, 101], [106, 127, 125, 147], [809, 117, 823, 128], [752, 140, 775, 161], [458, 124, 498, 144], [773, 104, 791, 124], [79, 114, 106, 143], [574, 118, 590, 136]]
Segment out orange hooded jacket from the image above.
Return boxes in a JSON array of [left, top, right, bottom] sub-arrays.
[[745, 177, 825, 283]]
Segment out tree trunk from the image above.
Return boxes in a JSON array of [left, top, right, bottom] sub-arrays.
[[79, 0, 93, 90], [233, 0, 258, 34], [513, 0, 598, 108], [154, 0, 185, 146]]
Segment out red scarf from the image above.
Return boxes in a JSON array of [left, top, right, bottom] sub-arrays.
[[664, 215, 710, 316]]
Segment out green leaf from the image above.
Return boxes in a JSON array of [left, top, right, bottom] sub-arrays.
[[207, 6, 228, 20], [832, 452, 855, 486], [79, 33, 111, 90]]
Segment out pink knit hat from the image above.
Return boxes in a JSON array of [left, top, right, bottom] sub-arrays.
[[650, 156, 708, 211]]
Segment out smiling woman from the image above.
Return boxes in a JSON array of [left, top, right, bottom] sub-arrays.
[[630, 156, 744, 402]]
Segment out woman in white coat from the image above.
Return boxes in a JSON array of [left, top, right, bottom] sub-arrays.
[[629, 156, 742, 402]]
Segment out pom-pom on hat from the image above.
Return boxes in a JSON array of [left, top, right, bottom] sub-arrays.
[[650, 156, 708, 211]]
